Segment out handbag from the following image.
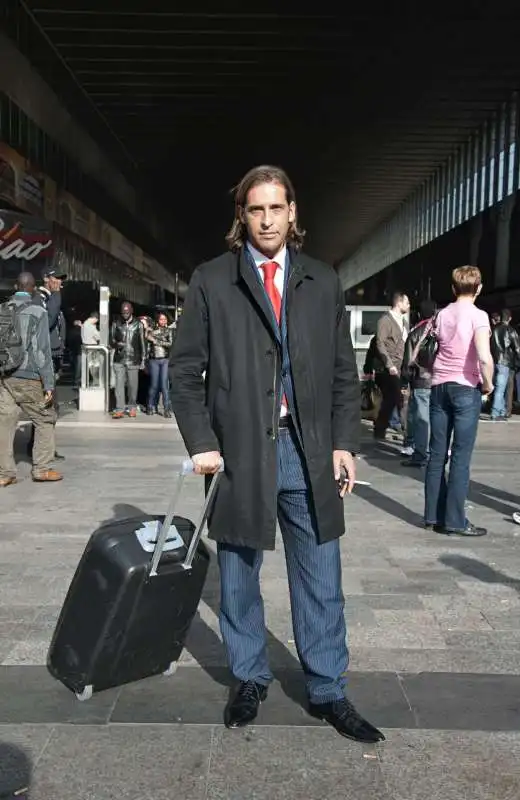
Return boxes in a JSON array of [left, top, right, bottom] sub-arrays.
[[360, 378, 382, 415], [411, 314, 439, 371]]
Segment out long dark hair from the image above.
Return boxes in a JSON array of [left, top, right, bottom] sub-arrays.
[[225, 165, 306, 252]]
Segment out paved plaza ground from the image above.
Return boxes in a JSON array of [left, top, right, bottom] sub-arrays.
[[1, 412, 520, 798]]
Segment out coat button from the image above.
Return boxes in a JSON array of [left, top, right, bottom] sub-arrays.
[[266, 427, 274, 437], [267, 389, 274, 397], [265, 349, 274, 357]]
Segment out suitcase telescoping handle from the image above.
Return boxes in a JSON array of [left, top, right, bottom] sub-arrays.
[[149, 458, 224, 577]]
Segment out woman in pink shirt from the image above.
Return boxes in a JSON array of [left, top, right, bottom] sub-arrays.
[[424, 266, 493, 536]]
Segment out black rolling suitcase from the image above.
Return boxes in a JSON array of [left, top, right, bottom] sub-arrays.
[[47, 458, 222, 701]]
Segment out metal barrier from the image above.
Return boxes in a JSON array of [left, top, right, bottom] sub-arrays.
[[79, 345, 111, 413]]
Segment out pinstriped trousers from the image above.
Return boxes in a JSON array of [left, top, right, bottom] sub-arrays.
[[217, 425, 349, 703]]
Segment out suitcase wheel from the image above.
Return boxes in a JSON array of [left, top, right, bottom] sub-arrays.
[[75, 685, 93, 702], [163, 661, 178, 677]]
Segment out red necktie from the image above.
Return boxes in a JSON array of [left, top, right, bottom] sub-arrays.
[[261, 261, 282, 324], [261, 261, 287, 410]]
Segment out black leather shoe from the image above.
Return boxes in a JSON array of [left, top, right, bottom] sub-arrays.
[[54, 452, 65, 461], [440, 521, 487, 537], [309, 698, 385, 743], [224, 681, 268, 729]]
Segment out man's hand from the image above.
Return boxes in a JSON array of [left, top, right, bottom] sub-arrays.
[[43, 390, 54, 408], [333, 450, 356, 497], [192, 451, 222, 475], [389, 366, 399, 376]]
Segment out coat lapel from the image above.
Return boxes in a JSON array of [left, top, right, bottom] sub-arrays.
[[285, 250, 314, 315]]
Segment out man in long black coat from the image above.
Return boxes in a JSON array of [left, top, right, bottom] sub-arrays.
[[170, 165, 384, 743]]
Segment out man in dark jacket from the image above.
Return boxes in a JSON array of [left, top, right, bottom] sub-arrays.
[[490, 309, 520, 420], [170, 165, 383, 743], [401, 299, 437, 467], [28, 268, 67, 460], [110, 302, 146, 418]]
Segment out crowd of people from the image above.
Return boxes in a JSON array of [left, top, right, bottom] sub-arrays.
[[363, 268, 520, 537]]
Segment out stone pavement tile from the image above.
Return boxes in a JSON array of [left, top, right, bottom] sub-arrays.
[[478, 610, 520, 631], [32, 724, 211, 800], [207, 727, 389, 800], [0, 666, 119, 724], [349, 594, 425, 610], [444, 631, 520, 648], [400, 673, 520, 731], [418, 597, 493, 632], [111, 667, 414, 729], [2, 640, 50, 666], [349, 610, 447, 650], [0, 577, 70, 607], [350, 647, 520, 674], [361, 577, 463, 596], [379, 730, 520, 800]]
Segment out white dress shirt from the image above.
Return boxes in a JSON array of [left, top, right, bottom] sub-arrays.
[[246, 241, 288, 417], [390, 309, 408, 342]]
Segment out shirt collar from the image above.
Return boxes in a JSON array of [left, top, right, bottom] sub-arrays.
[[246, 242, 287, 272], [390, 309, 404, 328]]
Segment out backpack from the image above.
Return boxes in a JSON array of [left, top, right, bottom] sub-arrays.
[[0, 300, 29, 377], [410, 314, 439, 371]]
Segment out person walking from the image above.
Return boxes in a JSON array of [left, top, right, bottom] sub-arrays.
[[489, 309, 520, 421], [425, 266, 494, 536], [401, 299, 437, 468], [0, 272, 62, 486], [170, 165, 384, 743], [373, 292, 410, 440]]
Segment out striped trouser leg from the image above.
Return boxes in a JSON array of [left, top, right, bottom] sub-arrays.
[[277, 427, 349, 703], [217, 542, 273, 686]]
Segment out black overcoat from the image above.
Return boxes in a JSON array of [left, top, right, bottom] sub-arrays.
[[169, 247, 360, 550]]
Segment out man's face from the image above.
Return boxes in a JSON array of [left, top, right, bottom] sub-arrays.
[[121, 303, 132, 321], [45, 276, 63, 292], [241, 181, 295, 258], [398, 295, 410, 315]]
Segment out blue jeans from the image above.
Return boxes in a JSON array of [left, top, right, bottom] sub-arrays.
[[410, 387, 431, 464], [425, 382, 481, 532], [147, 358, 170, 410], [490, 364, 510, 419]]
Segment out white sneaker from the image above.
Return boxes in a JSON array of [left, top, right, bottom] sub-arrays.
[[513, 512, 520, 525], [401, 446, 414, 456]]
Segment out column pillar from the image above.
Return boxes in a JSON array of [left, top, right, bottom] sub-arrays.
[[469, 214, 483, 266], [494, 194, 516, 288]]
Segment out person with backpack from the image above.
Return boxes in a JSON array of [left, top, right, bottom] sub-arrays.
[[401, 299, 437, 467], [0, 272, 63, 487], [26, 268, 67, 461]]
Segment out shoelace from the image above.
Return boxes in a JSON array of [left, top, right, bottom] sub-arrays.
[[237, 681, 261, 702]]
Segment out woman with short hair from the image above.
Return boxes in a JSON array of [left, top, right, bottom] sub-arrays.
[[425, 266, 494, 537]]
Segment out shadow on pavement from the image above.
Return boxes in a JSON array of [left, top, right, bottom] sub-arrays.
[[0, 743, 31, 798], [362, 435, 519, 522], [439, 554, 520, 594]]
